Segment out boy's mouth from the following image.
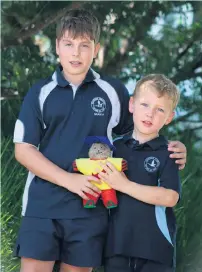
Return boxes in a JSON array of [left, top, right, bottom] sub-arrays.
[[142, 120, 152, 127], [70, 61, 82, 67]]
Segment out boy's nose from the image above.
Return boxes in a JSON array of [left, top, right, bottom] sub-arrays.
[[72, 47, 80, 56], [146, 108, 155, 118]]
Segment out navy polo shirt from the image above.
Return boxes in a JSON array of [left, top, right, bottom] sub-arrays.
[[13, 66, 133, 219], [105, 135, 181, 266]]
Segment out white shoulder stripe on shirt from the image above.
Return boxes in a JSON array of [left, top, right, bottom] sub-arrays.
[[39, 72, 58, 128], [92, 70, 121, 144]]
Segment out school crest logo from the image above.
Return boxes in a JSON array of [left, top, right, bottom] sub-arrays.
[[144, 157, 160, 172], [91, 97, 106, 116]]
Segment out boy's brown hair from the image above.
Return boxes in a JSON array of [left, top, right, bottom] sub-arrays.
[[56, 9, 100, 43], [133, 74, 180, 109]]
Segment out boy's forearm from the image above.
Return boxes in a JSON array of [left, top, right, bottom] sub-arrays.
[[15, 143, 73, 189], [123, 180, 179, 207]]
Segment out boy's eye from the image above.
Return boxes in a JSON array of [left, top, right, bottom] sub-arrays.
[[157, 108, 164, 113], [141, 103, 148, 107], [82, 44, 89, 48], [65, 43, 72, 47]]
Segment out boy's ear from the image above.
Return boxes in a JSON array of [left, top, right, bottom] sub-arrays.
[[56, 39, 59, 55], [94, 43, 100, 58], [129, 96, 135, 113], [165, 111, 175, 125]]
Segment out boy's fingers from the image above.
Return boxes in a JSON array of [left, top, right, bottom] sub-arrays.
[[98, 172, 107, 180], [99, 161, 113, 172], [175, 158, 186, 165], [102, 164, 113, 174], [168, 147, 180, 153], [87, 175, 101, 184], [178, 165, 185, 170], [90, 185, 101, 194], [168, 147, 186, 154], [106, 161, 116, 171], [167, 140, 178, 147], [168, 141, 186, 152], [85, 189, 99, 197], [85, 181, 100, 192], [169, 152, 186, 159], [168, 140, 184, 148], [79, 191, 89, 200]]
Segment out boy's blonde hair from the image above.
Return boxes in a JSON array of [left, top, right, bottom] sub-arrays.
[[56, 9, 100, 43], [133, 74, 180, 109]]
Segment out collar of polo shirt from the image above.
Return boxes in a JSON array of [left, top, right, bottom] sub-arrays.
[[123, 134, 168, 151], [54, 65, 96, 87]]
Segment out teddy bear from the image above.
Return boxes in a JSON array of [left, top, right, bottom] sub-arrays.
[[73, 137, 127, 209]]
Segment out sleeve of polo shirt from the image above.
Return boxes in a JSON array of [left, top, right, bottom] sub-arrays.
[[112, 83, 133, 135], [159, 156, 181, 197], [13, 84, 43, 147]]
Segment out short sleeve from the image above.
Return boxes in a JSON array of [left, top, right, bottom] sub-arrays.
[[13, 84, 43, 147], [159, 156, 181, 197], [112, 83, 133, 135]]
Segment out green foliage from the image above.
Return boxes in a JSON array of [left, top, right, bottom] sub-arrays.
[[175, 144, 202, 271], [1, 138, 26, 272]]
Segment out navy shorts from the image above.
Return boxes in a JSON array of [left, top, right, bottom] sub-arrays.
[[104, 256, 174, 272], [14, 214, 108, 267]]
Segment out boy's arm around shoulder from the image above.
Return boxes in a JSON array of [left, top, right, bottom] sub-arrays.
[[123, 155, 181, 207], [168, 140, 187, 170]]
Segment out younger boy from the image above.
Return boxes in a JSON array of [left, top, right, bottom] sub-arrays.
[[99, 74, 182, 272], [13, 8, 186, 272]]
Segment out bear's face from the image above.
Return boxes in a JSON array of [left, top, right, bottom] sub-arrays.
[[88, 143, 111, 159]]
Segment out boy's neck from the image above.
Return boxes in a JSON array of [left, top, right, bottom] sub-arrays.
[[132, 129, 159, 144], [62, 70, 87, 86]]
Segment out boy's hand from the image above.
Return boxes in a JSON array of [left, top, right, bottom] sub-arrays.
[[65, 173, 101, 200], [98, 162, 129, 191], [168, 141, 187, 170]]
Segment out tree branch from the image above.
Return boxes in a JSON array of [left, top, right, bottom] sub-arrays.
[[175, 29, 202, 63], [2, 2, 83, 49], [172, 109, 198, 125], [175, 41, 195, 62], [172, 53, 202, 83], [180, 125, 202, 133], [103, 2, 164, 75]]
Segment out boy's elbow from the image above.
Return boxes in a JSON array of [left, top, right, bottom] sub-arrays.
[[165, 191, 179, 207], [15, 143, 32, 163], [15, 145, 25, 164], [15, 144, 21, 162]]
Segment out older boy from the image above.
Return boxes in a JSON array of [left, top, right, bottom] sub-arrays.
[[99, 74, 182, 272], [13, 9, 186, 272]]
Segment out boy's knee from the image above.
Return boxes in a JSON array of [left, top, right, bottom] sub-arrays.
[[21, 257, 54, 272], [59, 263, 93, 272]]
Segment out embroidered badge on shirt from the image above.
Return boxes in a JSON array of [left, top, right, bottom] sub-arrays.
[[144, 157, 160, 172], [91, 97, 106, 116]]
